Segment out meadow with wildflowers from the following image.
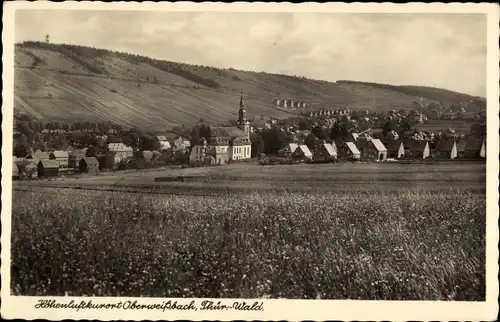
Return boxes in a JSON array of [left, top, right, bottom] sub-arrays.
[[11, 186, 485, 300]]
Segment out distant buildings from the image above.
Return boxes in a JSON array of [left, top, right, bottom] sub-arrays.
[[274, 99, 306, 109], [107, 143, 134, 159]]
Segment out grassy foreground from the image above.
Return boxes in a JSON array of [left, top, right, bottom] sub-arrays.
[[11, 188, 485, 300]]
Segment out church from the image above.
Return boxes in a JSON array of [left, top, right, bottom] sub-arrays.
[[189, 92, 252, 165]]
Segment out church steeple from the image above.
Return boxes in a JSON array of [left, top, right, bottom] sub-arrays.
[[239, 90, 245, 109], [236, 90, 250, 137]]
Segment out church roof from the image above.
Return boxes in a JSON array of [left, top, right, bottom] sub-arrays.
[[210, 126, 247, 139]]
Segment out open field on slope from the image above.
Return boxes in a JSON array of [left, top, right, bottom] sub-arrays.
[[14, 43, 482, 130], [415, 120, 475, 134], [14, 162, 486, 194], [11, 186, 485, 300]]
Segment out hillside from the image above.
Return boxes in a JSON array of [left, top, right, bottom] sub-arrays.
[[13, 41, 484, 131]]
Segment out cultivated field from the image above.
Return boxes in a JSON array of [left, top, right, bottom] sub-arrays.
[[15, 162, 487, 194], [14, 43, 482, 130], [10, 163, 486, 299]]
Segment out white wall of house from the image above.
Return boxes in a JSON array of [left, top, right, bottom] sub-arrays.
[[230, 145, 251, 160]]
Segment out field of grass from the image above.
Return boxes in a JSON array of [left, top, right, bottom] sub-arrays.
[[11, 186, 485, 300], [17, 162, 486, 194]]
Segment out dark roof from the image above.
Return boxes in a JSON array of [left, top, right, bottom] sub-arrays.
[[404, 140, 429, 152], [38, 160, 59, 168], [210, 126, 247, 138], [81, 157, 99, 165], [465, 139, 484, 151], [435, 140, 456, 151], [17, 159, 38, 169], [69, 149, 87, 157], [31, 151, 50, 160], [50, 150, 69, 158], [386, 140, 404, 152], [456, 141, 467, 152]]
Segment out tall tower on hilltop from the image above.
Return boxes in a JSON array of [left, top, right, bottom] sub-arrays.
[[236, 90, 250, 137]]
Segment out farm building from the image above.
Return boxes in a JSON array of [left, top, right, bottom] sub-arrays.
[[17, 159, 38, 180], [434, 140, 457, 159], [49, 150, 69, 168], [37, 160, 59, 178], [79, 157, 100, 174], [68, 149, 87, 169], [313, 142, 337, 162], [386, 140, 405, 159], [291, 145, 313, 161], [404, 141, 431, 159], [339, 141, 361, 160], [278, 143, 299, 157], [358, 139, 387, 161], [465, 139, 486, 159]]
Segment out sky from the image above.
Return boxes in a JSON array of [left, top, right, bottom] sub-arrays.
[[15, 10, 487, 97]]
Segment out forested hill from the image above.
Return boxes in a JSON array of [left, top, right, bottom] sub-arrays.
[[14, 41, 484, 131]]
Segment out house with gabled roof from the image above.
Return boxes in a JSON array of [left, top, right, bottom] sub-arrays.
[[434, 140, 457, 159], [313, 142, 337, 162], [404, 140, 430, 159], [338, 141, 361, 160], [358, 138, 387, 161], [27, 151, 50, 163], [465, 139, 486, 159], [291, 145, 313, 161], [107, 143, 134, 159], [68, 149, 87, 169], [49, 150, 69, 168], [37, 160, 59, 178], [386, 140, 405, 159], [156, 136, 172, 151], [79, 157, 100, 174], [278, 143, 299, 157]]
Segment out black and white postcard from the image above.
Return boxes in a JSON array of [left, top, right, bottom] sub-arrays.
[[1, 2, 499, 321]]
